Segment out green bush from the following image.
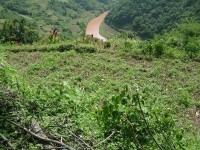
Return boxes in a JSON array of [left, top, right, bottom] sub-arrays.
[[58, 44, 74, 52], [75, 44, 97, 53], [154, 41, 165, 57], [0, 19, 39, 44], [3, 43, 97, 53], [100, 87, 184, 149], [104, 41, 111, 48], [141, 41, 153, 54], [140, 23, 200, 59], [185, 41, 200, 58]]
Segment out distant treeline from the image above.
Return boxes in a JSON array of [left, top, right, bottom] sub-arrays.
[[106, 0, 200, 39], [0, 0, 32, 16]]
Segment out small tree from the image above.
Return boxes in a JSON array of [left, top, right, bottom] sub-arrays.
[[0, 19, 39, 44]]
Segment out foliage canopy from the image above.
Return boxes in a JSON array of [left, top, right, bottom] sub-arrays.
[[106, 0, 200, 38]]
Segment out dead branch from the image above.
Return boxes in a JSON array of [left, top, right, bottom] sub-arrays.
[[55, 123, 92, 149], [9, 121, 76, 150], [92, 131, 115, 148], [31, 120, 54, 149], [0, 133, 15, 150], [65, 128, 92, 149]]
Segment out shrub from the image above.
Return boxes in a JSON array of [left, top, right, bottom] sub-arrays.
[[58, 44, 74, 52], [100, 87, 184, 149], [185, 41, 200, 58], [0, 19, 39, 44], [75, 44, 97, 53], [4, 43, 97, 54], [104, 41, 111, 48], [154, 41, 165, 57], [141, 41, 153, 54]]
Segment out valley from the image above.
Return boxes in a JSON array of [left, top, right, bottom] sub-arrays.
[[0, 0, 200, 149]]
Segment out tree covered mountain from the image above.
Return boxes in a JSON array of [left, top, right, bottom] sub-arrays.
[[106, 0, 200, 38], [0, 0, 113, 38]]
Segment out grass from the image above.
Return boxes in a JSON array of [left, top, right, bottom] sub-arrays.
[[1, 37, 199, 149], [4, 42, 200, 115], [100, 22, 120, 39]]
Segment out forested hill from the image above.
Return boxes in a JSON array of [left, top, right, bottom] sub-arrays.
[[106, 0, 200, 39], [0, 0, 113, 38]]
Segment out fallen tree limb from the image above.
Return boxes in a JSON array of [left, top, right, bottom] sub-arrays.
[[0, 133, 15, 150], [39, 124, 91, 149], [31, 120, 54, 149], [9, 121, 76, 150]]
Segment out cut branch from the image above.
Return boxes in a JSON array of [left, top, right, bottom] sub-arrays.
[[65, 128, 92, 149], [93, 131, 115, 148], [9, 121, 76, 150], [0, 133, 15, 150]]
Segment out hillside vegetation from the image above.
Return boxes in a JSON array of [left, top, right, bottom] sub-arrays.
[[106, 0, 200, 38], [0, 0, 200, 150], [1, 29, 200, 149], [0, 0, 112, 38]]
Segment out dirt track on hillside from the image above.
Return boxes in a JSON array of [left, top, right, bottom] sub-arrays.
[[86, 11, 109, 41]]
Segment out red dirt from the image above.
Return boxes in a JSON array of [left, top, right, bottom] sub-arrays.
[[86, 11, 109, 41]]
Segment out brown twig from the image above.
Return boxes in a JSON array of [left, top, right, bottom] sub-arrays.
[[66, 128, 92, 149], [41, 124, 92, 149], [92, 131, 115, 148], [0, 133, 15, 150], [9, 121, 76, 150]]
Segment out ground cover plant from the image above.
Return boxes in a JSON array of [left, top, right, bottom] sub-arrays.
[[1, 34, 200, 149], [0, 0, 200, 149]]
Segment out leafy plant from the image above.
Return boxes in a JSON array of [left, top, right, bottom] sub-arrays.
[[100, 87, 184, 149], [0, 19, 39, 44]]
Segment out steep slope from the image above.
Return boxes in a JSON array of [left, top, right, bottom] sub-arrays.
[[1, 35, 200, 149], [106, 0, 200, 38], [0, 0, 113, 38]]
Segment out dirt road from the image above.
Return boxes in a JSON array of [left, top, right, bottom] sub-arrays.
[[86, 11, 109, 41]]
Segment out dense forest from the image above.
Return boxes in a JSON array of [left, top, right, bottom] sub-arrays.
[[106, 0, 200, 38], [0, 0, 200, 149]]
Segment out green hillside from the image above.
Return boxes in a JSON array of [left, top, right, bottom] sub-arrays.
[[0, 0, 200, 149], [106, 0, 200, 38], [0, 0, 112, 38], [1, 26, 200, 149]]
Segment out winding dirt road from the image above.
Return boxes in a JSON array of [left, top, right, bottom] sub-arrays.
[[86, 11, 109, 42]]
